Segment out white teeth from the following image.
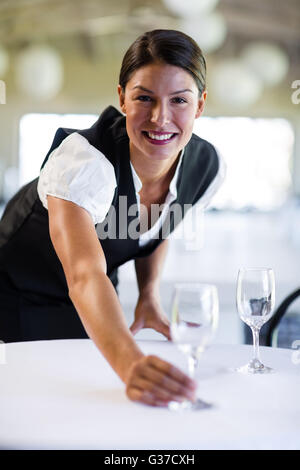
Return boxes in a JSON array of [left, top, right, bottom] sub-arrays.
[[147, 132, 174, 141]]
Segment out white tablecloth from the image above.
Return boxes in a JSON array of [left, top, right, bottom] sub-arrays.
[[0, 339, 299, 450]]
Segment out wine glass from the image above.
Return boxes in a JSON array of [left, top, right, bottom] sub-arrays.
[[169, 283, 219, 411], [236, 267, 275, 374]]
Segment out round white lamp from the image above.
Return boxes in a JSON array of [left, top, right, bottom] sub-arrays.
[[179, 11, 227, 53], [15, 45, 64, 100], [210, 59, 263, 108], [240, 42, 289, 87], [163, 0, 220, 18]]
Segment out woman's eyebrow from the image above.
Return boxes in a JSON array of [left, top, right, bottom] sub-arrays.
[[131, 85, 154, 93], [131, 85, 194, 94], [170, 89, 194, 95]]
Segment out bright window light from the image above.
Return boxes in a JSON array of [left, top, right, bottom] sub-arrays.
[[193, 117, 294, 210], [19, 113, 98, 187], [19, 114, 294, 210]]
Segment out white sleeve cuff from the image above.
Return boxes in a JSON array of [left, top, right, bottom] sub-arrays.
[[37, 132, 117, 224]]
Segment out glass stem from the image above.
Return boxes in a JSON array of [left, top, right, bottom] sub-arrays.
[[187, 355, 198, 379], [251, 327, 261, 363]]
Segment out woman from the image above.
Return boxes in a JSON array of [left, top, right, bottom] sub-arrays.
[[0, 29, 224, 406]]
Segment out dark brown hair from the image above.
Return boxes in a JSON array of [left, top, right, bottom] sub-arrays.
[[119, 29, 206, 95]]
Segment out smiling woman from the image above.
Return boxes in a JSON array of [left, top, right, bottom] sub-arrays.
[[118, 29, 206, 174], [118, 63, 206, 166], [0, 29, 224, 408]]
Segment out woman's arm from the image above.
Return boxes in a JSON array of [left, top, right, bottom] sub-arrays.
[[47, 196, 142, 382], [47, 196, 196, 406], [131, 239, 171, 339]]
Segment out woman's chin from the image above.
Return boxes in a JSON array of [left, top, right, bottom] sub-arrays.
[[142, 141, 182, 160], [129, 137, 183, 162]]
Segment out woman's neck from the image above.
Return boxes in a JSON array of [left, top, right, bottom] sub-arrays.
[[129, 144, 181, 188]]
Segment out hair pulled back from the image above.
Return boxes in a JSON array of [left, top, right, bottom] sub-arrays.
[[119, 29, 206, 96]]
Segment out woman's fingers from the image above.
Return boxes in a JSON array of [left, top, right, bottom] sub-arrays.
[[131, 375, 194, 404], [126, 355, 197, 406], [153, 320, 171, 340], [129, 318, 144, 335], [148, 355, 197, 390], [127, 387, 170, 407], [142, 362, 195, 398], [157, 317, 171, 340]]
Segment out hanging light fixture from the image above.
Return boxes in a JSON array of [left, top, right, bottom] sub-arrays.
[[210, 59, 263, 109], [163, 0, 220, 18], [15, 45, 64, 100], [179, 11, 227, 53], [163, 0, 226, 54], [240, 41, 289, 87]]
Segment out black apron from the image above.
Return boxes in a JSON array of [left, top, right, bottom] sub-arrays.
[[0, 106, 219, 342]]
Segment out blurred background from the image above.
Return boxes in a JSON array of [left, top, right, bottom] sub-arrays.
[[0, 0, 300, 344]]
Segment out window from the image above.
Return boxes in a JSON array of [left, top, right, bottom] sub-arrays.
[[193, 117, 294, 210], [19, 113, 294, 210], [19, 113, 98, 187]]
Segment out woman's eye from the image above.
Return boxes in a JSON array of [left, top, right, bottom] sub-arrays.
[[171, 97, 187, 104], [137, 95, 152, 102]]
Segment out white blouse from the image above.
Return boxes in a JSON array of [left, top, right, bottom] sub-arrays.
[[37, 132, 225, 246]]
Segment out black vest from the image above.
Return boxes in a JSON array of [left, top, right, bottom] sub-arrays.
[[0, 106, 219, 305]]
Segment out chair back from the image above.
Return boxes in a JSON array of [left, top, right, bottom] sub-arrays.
[[265, 288, 300, 348]]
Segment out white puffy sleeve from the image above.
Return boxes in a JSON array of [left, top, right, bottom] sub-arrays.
[[37, 132, 117, 225]]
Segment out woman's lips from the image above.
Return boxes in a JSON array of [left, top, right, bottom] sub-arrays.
[[142, 130, 178, 145]]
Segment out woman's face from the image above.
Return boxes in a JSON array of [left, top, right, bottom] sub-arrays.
[[118, 62, 206, 163]]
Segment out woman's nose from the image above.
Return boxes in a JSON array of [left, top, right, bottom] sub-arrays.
[[150, 102, 170, 127]]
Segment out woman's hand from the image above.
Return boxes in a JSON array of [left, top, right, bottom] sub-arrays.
[[130, 293, 171, 340], [125, 355, 197, 407]]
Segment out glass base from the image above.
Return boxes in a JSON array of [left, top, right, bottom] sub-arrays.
[[236, 359, 274, 374], [168, 398, 213, 411]]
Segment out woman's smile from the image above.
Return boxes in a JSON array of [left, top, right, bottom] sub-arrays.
[[142, 130, 178, 145]]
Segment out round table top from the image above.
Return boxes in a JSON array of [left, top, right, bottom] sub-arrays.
[[0, 339, 299, 450]]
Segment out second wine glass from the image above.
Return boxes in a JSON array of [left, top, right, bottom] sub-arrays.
[[236, 267, 275, 374]]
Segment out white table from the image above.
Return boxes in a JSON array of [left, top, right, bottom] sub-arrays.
[[0, 339, 299, 450]]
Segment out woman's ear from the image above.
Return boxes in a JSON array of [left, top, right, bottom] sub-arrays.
[[195, 89, 207, 119], [118, 85, 126, 114]]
